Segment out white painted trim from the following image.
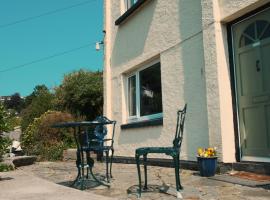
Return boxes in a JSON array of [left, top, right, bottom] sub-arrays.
[[136, 71, 140, 119], [125, 59, 162, 122], [231, 25, 243, 159], [241, 156, 270, 163], [127, 74, 137, 118]]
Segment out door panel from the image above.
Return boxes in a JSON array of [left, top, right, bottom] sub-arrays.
[[267, 105, 270, 150], [261, 41, 270, 92], [243, 106, 267, 150], [238, 49, 262, 96], [232, 8, 270, 160]]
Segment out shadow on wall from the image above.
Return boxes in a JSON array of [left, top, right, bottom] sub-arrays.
[[111, 0, 157, 68], [178, 0, 209, 160]]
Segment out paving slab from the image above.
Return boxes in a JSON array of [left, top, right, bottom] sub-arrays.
[[0, 170, 116, 200], [2, 161, 270, 200]]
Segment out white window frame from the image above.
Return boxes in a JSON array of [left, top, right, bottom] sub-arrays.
[[126, 60, 163, 122]]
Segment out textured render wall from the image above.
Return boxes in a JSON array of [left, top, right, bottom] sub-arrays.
[[104, 0, 270, 162], [106, 0, 209, 160], [201, 0, 237, 162], [219, 0, 270, 21], [201, 0, 268, 162]]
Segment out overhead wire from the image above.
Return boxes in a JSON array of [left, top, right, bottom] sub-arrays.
[[0, 42, 97, 73], [0, 0, 102, 73], [0, 0, 97, 29]]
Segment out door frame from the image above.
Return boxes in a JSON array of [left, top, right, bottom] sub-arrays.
[[227, 3, 270, 162]]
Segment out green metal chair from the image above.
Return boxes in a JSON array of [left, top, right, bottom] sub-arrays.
[[135, 104, 187, 197], [84, 116, 116, 183]]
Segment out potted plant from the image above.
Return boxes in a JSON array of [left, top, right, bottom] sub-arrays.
[[197, 147, 217, 177]]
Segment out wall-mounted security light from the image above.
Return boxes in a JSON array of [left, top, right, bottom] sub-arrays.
[[95, 41, 104, 51]]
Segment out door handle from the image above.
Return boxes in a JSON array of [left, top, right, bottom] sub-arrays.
[[256, 60, 261, 72]]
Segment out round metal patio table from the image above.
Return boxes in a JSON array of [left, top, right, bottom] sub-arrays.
[[52, 120, 112, 189]]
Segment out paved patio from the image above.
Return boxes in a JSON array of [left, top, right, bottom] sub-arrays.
[[1, 161, 270, 199]]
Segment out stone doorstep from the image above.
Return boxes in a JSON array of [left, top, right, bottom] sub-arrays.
[[230, 171, 270, 182], [3, 156, 37, 168], [209, 173, 270, 188]]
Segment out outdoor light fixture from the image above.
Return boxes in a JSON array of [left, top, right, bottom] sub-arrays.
[[95, 41, 104, 51], [95, 30, 106, 51]]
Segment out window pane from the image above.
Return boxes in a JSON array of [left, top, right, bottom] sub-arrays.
[[128, 75, 136, 116], [139, 63, 162, 116], [127, 0, 137, 9], [132, 0, 138, 5]]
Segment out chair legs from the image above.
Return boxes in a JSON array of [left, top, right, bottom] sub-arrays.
[[173, 154, 183, 191], [135, 153, 148, 197], [143, 154, 148, 190], [135, 153, 142, 197], [109, 148, 114, 178], [105, 149, 115, 183], [105, 151, 109, 182], [136, 151, 183, 198]]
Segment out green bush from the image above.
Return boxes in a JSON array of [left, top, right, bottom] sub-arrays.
[[21, 111, 75, 161], [0, 102, 10, 133], [0, 103, 11, 159], [0, 136, 11, 160], [21, 86, 54, 132], [7, 115, 21, 131], [54, 70, 103, 120], [0, 163, 14, 172]]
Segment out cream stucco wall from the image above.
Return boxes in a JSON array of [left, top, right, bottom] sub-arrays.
[[105, 0, 209, 161], [104, 0, 270, 162], [201, 0, 270, 162]]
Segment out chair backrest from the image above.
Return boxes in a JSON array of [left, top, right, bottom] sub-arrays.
[[93, 116, 116, 147], [172, 104, 187, 149]]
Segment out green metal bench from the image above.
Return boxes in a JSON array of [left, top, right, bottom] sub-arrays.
[[135, 104, 187, 197]]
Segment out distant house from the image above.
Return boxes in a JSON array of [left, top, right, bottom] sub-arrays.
[[0, 96, 11, 102], [103, 0, 270, 165]]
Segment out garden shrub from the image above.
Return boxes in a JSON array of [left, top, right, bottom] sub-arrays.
[[21, 110, 75, 161], [0, 163, 14, 172], [0, 135, 11, 160], [0, 103, 11, 160]]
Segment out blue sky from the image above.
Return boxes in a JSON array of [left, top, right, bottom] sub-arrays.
[[0, 0, 103, 96]]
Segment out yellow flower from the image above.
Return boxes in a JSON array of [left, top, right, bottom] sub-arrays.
[[197, 147, 217, 158], [197, 148, 203, 156]]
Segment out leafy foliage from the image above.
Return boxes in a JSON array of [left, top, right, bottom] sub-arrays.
[[54, 70, 103, 120], [0, 103, 11, 159], [24, 85, 49, 108], [7, 116, 21, 131], [0, 103, 10, 133], [0, 163, 14, 172], [21, 85, 55, 131], [21, 111, 75, 161], [4, 93, 24, 113]]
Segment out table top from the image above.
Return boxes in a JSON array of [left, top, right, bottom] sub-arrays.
[[52, 120, 113, 128]]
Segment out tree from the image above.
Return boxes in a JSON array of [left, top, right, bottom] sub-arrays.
[[21, 86, 54, 131], [24, 85, 49, 108], [21, 111, 75, 160], [54, 70, 103, 120], [0, 103, 11, 159], [0, 103, 9, 133], [4, 93, 24, 113]]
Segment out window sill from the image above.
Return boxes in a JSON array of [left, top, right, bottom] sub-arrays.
[[115, 0, 149, 26], [121, 118, 163, 129]]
